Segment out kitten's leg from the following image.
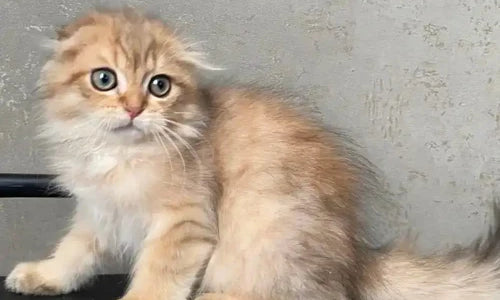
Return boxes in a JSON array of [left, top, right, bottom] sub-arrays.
[[5, 222, 100, 295], [120, 205, 216, 300]]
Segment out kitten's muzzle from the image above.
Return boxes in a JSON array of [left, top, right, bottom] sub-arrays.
[[125, 106, 144, 120]]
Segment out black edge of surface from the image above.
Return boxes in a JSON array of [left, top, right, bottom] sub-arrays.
[[0, 275, 128, 300]]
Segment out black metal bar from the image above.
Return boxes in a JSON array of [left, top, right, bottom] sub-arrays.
[[0, 173, 69, 198]]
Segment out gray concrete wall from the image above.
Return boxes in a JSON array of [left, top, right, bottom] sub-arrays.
[[1, 0, 500, 275]]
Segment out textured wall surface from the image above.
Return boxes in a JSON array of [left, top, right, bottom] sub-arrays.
[[1, 0, 500, 275]]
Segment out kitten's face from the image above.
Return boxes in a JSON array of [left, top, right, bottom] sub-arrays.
[[41, 11, 205, 144]]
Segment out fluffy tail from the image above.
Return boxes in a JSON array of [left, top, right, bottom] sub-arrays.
[[363, 208, 500, 299]]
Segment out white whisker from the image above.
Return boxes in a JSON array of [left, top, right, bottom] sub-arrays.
[[155, 124, 186, 175], [152, 131, 173, 172], [161, 124, 202, 170], [163, 119, 203, 137]]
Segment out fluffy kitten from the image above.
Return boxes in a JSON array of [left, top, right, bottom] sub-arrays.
[[6, 9, 500, 300]]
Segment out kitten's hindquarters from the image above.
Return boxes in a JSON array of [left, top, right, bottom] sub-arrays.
[[202, 89, 370, 299]]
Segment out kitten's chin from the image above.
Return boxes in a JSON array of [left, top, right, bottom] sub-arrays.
[[110, 125, 147, 143]]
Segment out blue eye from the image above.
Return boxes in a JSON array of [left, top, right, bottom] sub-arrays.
[[90, 68, 117, 91], [148, 74, 171, 97]]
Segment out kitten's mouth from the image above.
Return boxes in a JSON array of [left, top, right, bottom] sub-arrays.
[[112, 123, 140, 132]]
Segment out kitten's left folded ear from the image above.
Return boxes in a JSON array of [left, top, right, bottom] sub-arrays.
[[56, 13, 99, 41]]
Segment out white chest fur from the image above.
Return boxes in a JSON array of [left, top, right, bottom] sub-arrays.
[[56, 144, 165, 256]]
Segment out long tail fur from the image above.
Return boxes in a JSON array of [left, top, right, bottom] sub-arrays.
[[363, 204, 500, 299]]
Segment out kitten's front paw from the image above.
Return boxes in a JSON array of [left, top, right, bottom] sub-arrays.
[[5, 261, 68, 295]]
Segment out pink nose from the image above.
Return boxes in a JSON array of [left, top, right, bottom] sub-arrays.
[[125, 106, 144, 120]]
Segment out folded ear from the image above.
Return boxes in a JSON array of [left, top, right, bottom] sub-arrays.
[[56, 13, 98, 41]]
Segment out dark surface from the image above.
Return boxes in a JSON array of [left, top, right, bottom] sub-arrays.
[[0, 174, 68, 198], [0, 275, 128, 300]]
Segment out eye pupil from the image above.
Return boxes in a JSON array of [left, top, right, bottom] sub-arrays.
[[100, 73, 109, 83], [156, 80, 164, 89]]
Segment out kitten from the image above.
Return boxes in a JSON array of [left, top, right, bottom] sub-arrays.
[[6, 9, 500, 300]]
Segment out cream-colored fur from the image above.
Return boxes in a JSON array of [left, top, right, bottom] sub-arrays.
[[365, 249, 500, 299]]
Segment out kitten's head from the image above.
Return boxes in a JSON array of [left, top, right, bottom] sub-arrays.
[[40, 10, 211, 145]]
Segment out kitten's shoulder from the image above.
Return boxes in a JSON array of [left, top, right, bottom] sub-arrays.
[[202, 84, 324, 144]]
